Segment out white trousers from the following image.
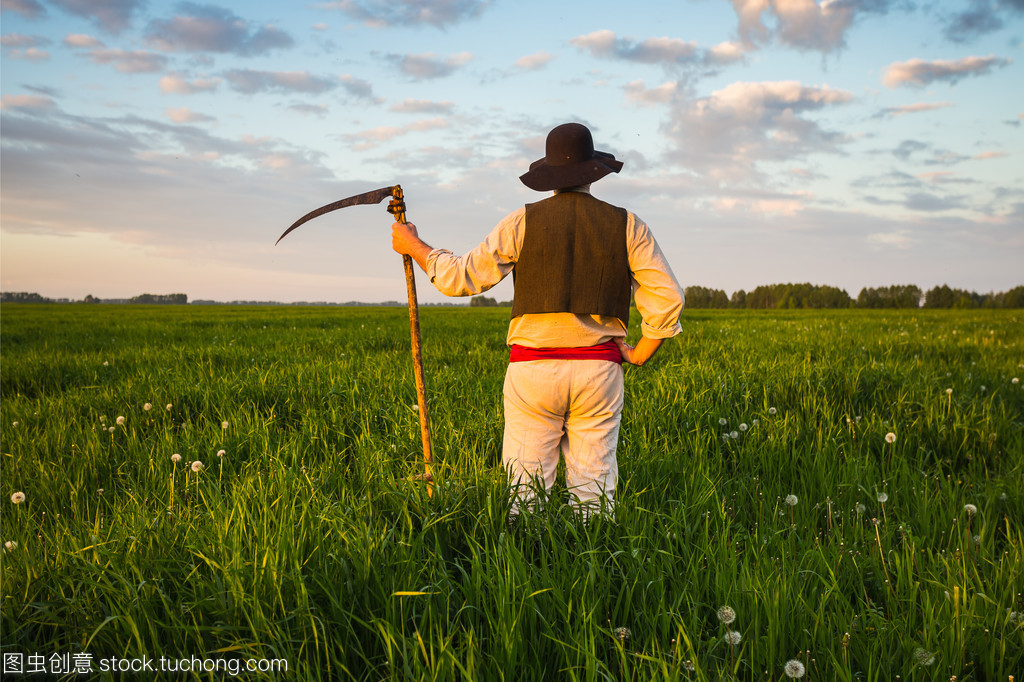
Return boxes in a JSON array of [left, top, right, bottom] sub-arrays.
[[502, 359, 624, 516]]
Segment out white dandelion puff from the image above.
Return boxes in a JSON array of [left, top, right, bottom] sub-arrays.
[[885, 432, 896, 444], [11, 492, 26, 505], [784, 659, 806, 678], [877, 492, 889, 503], [964, 504, 977, 516], [108, 426, 115, 434], [1012, 377, 1019, 384], [723, 631, 742, 646], [785, 494, 798, 506], [739, 423, 748, 432], [730, 431, 739, 439], [856, 503, 866, 514], [914, 647, 935, 666], [116, 416, 125, 425], [752, 419, 759, 427], [221, 421, 229, 430], [4, 540, 17, 552], [166, 404, 173, 411], [143, 403, 152, 411], [613, 626, 631, 642], [717, 605, 736, 624], [171, 453, 181, 463], [719, 418, 728, 426], [191, 461, 204, 472], [769, 407, 777, 416], [11, 421, 18, 428], [217, 449, 226, 458], [945, 388, 953, 395]]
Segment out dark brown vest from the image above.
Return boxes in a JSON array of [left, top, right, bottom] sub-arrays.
[[510, 192, 631, 324]]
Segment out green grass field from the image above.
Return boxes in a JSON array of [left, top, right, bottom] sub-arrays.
[[1, 304, 1022, 680]]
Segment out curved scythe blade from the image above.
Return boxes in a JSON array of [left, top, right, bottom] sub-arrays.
[[275, 185, 397, 245]]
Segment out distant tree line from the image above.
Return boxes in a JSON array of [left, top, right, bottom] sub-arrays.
[[682, 283, 1024, 309], [1, 292, 188, 304]]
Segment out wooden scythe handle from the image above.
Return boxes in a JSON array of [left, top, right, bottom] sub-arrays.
[[389, 186, 434, 493]]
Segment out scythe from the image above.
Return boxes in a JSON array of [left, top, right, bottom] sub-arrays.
[[276, 185, 434, 493]]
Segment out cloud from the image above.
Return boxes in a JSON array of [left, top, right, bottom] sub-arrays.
[[973, 150, 1006, 159], [337, 74, 378, 100], [2, 33, 50, 60], [874, 101, 952, 118], [1, 93, 56, 110], [86, 48, 169, 73], [569, 30, 747, 72], [892, 139, 928, 161], [164, 106, 215, 124], [49, 0, 144, 35], [665, 81, 854, 177], [624, 80, 679, 107], [867, 230, 914, 248], [389, 99, 455, 114], [944, 0, 1005, 42], [514, 51, 553, 71], [63, 33, 103, 48], [883, 55, 1011, 87], [287, 103, 328, 117], [1, 0, 47, 20], [570, 30, 698, 64], [159, 73, 221, 94], [387, 52, 472, 80], [729, 0, 902, 53], [342, 118, 448, 150], [224, 69, 337, 95], [145, 3, 293, 56], [318, 0, 490, 28]]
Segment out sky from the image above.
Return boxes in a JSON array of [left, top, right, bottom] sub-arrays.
[[1, 0, 1022, 304]]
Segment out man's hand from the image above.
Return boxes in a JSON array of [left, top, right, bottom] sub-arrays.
[[392, 221, 433, 272], [614, 336, 663, 366]]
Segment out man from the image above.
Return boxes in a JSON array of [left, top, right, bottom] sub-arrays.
[[392, 122, 683, 518]]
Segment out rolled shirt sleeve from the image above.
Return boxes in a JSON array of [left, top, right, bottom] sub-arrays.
[[627, 213, 684, 339], [425, 208, 524, 297]]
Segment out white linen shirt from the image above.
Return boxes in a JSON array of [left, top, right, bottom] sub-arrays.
[[424, 190, 684, 348]]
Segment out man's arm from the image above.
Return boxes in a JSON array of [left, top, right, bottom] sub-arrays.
[[614, 336, 663, 366], [392, 221, 433, 272]]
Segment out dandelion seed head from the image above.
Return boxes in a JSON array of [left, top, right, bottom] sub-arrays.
[[785, 494, 798, 506], [719, 418, 727, 426], [730, 430, 739, 439], [717, 605, 737, 624], [4, 540, 17, 552], [191, 461, 204, 472], [108, 426, 115, 433], [784, 659, 806, 678], [769, 407, 777, 416], [116, 416, 125, 425], [144, 403, 152, 411], [1012, 377, 1019, 384], [856, 503, 866, 514], [723, 630, 742, 646], [10, 492, 25, 505], [752, 419, 759, 427], [885, 432, 896, 444], [739, 423, 748, 432], [683, 660, 695, 672], [217, 449, 226, 458], [171, 453, 181, 463], [221, 421, 229, 430], [946, 388, 953, 395], [166, 404, 173, 411], [877, 492, 889, 503], [914, 647, 935, 666], [11, 421, 18, 428], [964, 504, 977, 516], [613, 626, 631, 641]]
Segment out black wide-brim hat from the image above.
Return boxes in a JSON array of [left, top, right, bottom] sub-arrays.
[[520, 122, 623, 192]]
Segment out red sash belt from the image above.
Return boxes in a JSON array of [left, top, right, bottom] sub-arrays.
[[509, 340, 622, 364]]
